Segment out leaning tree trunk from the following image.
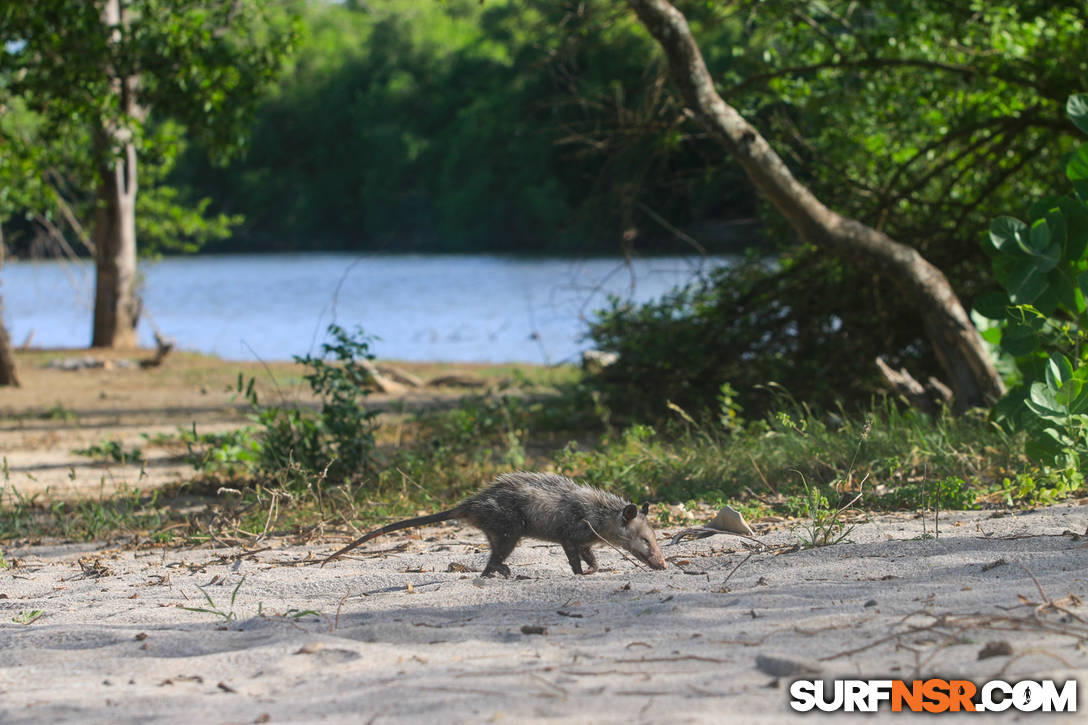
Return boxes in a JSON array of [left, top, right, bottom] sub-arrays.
[[625, 0, 1005, 410], [91, 0, 141, 349]]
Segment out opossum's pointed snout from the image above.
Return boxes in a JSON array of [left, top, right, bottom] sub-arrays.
[[634, 542, 667, 570]]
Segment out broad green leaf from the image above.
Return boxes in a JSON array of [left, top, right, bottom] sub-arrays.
[[1044, 268, 1076, 316], [1029, 381, 1063, 415], [1063, 197, 1088, 259], [980, 327, 1002, 345], [991, 254, 1016, 287], [1025, 433, 1064, 461], [1045, 352, 1072, 391], [1069, 376, 1088, 415], [1069, 144, 1088, 201], [1029, 218, 1052, 254], [1076, 270, 1088, 304], [1026, 397, 1068, 432], [1028, 195, 1063, 221], [999, 321, 1038, 357], [1040, 427, 1073, 448], [1005, 260, 1050, 304], [1057, 378, 1084, 409], [1069, 94, 1088, 136], [1044, 209, 1068, 254], [988, 216, 1028, 255], [972, 291, 1010, 320]]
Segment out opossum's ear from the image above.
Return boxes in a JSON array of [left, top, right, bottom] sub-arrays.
[[622, 504, 638, 522], [640, 502, 649, 517]]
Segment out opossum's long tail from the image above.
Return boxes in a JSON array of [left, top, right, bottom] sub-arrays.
[[319, 509, 461, 566]]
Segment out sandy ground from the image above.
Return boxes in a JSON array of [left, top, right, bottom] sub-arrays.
[[3, 504, 1088, 723]]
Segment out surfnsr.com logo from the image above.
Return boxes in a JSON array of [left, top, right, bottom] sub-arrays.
[[789, 679, 1077, 713]]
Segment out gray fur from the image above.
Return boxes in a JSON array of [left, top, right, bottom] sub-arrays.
[[322, 471, 667, 576]]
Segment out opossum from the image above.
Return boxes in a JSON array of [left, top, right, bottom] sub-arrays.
[[321, 471, 667, 576]]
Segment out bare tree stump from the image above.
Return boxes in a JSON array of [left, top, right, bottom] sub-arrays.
[[876, 357, 952, 415], [139, 331, 175, 369]]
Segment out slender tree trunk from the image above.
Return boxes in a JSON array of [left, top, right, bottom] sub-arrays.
[[91, 131, 140, 348], [625, 0, 1004, 409], [91, 0, 141, 349], [0, 296, 17, 387], [0, 229, 19, 387]]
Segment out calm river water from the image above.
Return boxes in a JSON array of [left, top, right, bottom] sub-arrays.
[[3, 253, 728, 363]]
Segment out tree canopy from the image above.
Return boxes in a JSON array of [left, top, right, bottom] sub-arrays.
[[0, 0, 297, 256]]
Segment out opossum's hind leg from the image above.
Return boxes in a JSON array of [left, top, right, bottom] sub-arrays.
[[562, 542, 585, 575], [482, 533, 518, 578], [579, 546, 598, 575]]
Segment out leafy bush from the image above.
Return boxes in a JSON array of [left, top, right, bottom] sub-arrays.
[[174, 426, 262, 478], [586, 256, 930, 423], [975, 94, 1088, 465], [187, 324, 380, 486]]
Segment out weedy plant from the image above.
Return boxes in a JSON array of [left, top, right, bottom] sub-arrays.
[[181, 576, 248, 623], [12, 610, 44, 625], [72, 439, 145, 464], [793, 471, 861, 548]]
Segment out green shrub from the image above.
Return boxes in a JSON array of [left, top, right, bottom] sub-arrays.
[[586, 255, 936, 425], [187, 324, 380, 487]]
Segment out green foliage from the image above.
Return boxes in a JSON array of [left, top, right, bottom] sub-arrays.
[[241, 324, 380, 484], [72, 439, 145, 464], [135, 129, 244, 255], [162, 326, 381, 487], [586, 256, 901, 421], [729, 1, 1086, 274], [871, 476, 978, 512], [0, 0, 297, 254], [174, 0, 752, 252], [0, 483, 169, 542], [996, 468, 1084, 507], [173, 425, 262, 478], [405, 394, 529, 473], [975, 94, 1088, 466], [12, 610, 44, 625], [556, 396, 1039, 510]]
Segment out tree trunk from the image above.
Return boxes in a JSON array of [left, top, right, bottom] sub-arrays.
[[91, 132, 140, 348], [0, 232, 18, 387], [91, 0, 141, 349], [625, 0, 1005, 410], [0, 296, 18, 387]]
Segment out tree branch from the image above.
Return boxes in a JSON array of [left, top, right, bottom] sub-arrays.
[[624, 0, 1004, 408]]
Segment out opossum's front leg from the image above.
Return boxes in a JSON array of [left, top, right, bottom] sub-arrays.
[[579, 546, 598, 575], [482, 562, 511, 578]]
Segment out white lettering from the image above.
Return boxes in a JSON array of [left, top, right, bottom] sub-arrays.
[[868, 680, 893, 711], [789, 680, 817, 712], [1039, 680, 1077, 712], [1013, 680, 1043, 712], [981, 680, 1013, 712]]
